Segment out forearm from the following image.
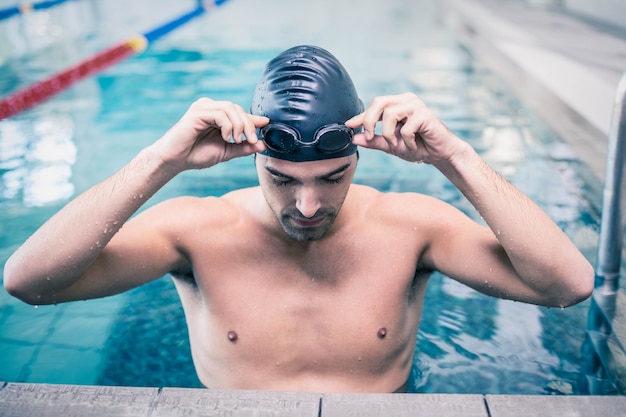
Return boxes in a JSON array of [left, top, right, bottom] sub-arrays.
[[433, 141, 593, 303], [3, 145, 178, 299], [348, 93, 593, 305]]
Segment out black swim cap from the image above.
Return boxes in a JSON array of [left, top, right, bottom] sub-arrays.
[[251, 45, 362, 162]]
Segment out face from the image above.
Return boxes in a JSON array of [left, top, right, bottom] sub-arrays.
[[256, 154, 357, 242]]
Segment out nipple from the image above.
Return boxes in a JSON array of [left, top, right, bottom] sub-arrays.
[[227, 330, 238, 343], [377, 327, 387, 339]]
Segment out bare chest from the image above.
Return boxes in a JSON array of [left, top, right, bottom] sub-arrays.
[[183, 236, 428, 374]]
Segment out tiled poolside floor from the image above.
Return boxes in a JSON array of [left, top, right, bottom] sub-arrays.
[[1, 383, 626, 417]]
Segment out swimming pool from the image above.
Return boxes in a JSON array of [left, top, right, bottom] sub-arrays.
[[0, 0, 607, 394]]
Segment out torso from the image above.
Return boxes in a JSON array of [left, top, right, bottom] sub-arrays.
[[168, 184, 434, 392]]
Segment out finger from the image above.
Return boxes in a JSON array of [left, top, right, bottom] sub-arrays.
[[209, 109, 234, 142], [220, 102, 247, 143], [244, 115, 270, 144], [251, 115, 270, 127], [361, 97, 392, 140], [234, 104, 253, 144], [345, 112, 364, 129], [231, 104, 257, 144], [381, 106, 408, 147], [399, 115, 424, 152]]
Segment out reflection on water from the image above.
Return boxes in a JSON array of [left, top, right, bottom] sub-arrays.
[[416, 274, 589, 394], [0, 0, 604, 394], [0, 114, 75, 206]]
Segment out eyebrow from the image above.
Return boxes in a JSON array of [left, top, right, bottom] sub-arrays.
[[264, 162, 352, 180]]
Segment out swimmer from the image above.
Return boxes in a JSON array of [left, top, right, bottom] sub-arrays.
[[3, 45, 594, 393]]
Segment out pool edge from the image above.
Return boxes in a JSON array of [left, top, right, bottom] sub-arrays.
[[0, 382, 625, 416]]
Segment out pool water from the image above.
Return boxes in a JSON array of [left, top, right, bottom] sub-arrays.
[[0, 0, 605, 394]]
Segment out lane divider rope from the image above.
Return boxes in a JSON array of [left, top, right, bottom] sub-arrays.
[[0, 0, 72, 22], [0, 1, 227, 120]]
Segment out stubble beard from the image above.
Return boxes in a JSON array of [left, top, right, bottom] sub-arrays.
[[278, 208, 338, 241]]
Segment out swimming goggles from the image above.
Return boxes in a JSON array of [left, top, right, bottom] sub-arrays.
[[259, 122, 361, 154]]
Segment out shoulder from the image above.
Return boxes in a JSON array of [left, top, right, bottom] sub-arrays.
[[136, 187, 259, 230], [349, 184, 459, 224]]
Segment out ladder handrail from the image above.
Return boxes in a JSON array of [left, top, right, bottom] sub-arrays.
[[595, 70, 626, 295], [582, 71, 626, 395]]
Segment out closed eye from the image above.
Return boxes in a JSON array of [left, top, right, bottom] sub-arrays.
[[322, 176, 345, 185], [263, 162, 351, 187], [272, 177, 293, 187]]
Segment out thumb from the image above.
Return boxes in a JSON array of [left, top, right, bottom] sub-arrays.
[[351, 133, 391, 153], [223, 140, 267, 162]]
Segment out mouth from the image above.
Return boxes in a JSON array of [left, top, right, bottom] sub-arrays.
[[291, 216, 326, 228]]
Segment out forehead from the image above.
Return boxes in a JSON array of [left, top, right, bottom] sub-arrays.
[[258, 154, 354, 177]]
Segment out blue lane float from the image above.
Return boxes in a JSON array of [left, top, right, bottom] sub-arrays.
[[0, 0, 71, 22]]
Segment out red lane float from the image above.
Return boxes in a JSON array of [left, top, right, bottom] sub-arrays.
[[0, 36, 147, 120], [0, 2, 224, 120]]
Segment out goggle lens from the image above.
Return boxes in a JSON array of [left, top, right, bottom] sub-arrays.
[[316, 126, 353, 153], [262, 127, 298, 153]]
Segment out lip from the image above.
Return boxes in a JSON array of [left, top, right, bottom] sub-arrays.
[[291, 216, 325, 227]]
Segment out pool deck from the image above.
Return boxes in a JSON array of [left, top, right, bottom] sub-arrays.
[[1, 382, 626, 417], [445, 0, 626, 187], [2, 0, 626, 415]]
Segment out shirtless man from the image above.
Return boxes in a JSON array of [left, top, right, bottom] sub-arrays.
[[3, 45, 594, 393]]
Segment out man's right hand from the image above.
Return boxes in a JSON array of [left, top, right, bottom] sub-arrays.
[[151, 98, 269, 173]]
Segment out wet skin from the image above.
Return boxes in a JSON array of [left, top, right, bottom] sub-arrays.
[[3, 94, 594, 393], [164, 154, 432, 392]]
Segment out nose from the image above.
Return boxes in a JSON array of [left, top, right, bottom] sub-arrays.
[[295, 185, 322, 218]]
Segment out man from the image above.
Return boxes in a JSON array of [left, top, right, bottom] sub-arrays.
[[4, 45, 593, 393]]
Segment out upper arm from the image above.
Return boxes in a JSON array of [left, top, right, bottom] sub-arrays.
[[417, 198, 547, 304], [50, 198, 195, 303]]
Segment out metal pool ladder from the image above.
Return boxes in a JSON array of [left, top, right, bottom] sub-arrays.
[[584, 70, 626, 394]]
